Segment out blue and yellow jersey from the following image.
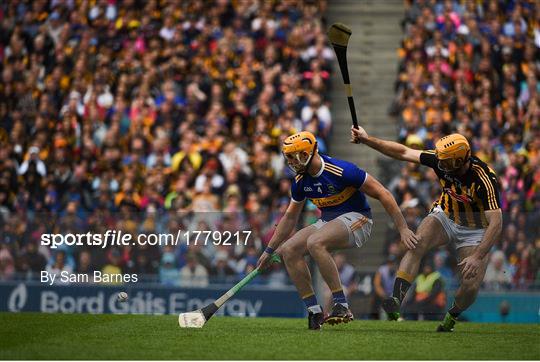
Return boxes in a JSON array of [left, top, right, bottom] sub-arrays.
[[291, 154, 371, 221]]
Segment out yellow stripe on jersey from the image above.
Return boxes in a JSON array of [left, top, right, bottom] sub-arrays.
[[473, 165, 497, 209], [473, 166, 495, 208], [325, 163, 343, 176], [325, 163, 344, 173], [295, 174, 303, 183], [482, 167, 498, 208], [309, 186, 356, 208], [324, 165, 343, 177], [473, 165, 497, 207], [324, 168, 342, 177]]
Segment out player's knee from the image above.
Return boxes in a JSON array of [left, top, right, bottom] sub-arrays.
[[306, 234, 325, 254], [408, 244, 428, 259], [279, 243, 296, 262]]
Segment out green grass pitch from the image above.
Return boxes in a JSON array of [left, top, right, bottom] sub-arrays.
[[1, 313, 539, 360]]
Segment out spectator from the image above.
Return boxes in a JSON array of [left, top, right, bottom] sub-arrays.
[[323, 253, 358, 312], [180, 253, 209, 288], [0, 245, 15, 281], [371, 255, 397, 319], [75, 250, 95, 280], [20, 242, 48, 277], [484, 250, 513, 291], [405, 260, 446, 321], [159, 252, 180, 287], [433, 251, 455, 287], [209, 251, 236, 284], [46, 251, 72, 285], [100, 249, 123, 285]]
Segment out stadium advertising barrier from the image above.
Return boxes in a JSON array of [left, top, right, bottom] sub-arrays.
[[0, 281, 306, 317], [452, 292, 540, 324]]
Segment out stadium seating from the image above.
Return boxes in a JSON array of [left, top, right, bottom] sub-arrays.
[[0, 1, 332, 285]]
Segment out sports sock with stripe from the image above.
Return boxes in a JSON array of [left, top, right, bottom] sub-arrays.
[[392, 278, 411, 303], [393, 270, 414, 303], [303, 293, 322, 313], [332, 289, 348, 308]]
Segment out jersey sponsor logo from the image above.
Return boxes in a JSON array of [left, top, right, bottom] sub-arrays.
[[327, 185, 337, 194], [444, 188, 473, 203], [309, 186, 356, 208], [304, 187, 313, 192]]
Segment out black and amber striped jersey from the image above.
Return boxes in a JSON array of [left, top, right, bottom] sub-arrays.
[[419, 151, 501, 229]]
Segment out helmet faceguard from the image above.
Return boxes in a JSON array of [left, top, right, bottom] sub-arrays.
[[282, 132, 318, 175], [435, 134, 471, 174], [283, 150, 315, 174], [437, 156, 468, 173]]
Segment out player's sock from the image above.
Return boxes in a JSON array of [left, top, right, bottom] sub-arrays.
[[302, 293, 322, 313], [331, 288, 348, 308], [448, 301, 463, 318], [392, 270, 414, 303]]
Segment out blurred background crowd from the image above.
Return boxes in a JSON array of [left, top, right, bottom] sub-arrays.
[[0, 0, 332, 286], [380, 0, 539, 302], [0, 0, 538, 315]]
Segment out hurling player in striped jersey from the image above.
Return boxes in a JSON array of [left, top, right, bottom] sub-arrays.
[[351, 126, 502, 332], [257, 131, 418, 330]]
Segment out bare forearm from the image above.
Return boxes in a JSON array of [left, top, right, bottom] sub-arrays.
[[475, 220, 502, 259], [364, 136, 409, 161], [378, 190, 408, 233], [268, 213, 298, 249]]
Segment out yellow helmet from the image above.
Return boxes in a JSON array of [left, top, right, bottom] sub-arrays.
[[435, 133, 471, 172], [282, 131, 317, 174]]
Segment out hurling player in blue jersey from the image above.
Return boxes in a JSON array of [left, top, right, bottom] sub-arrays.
[[257, 131, 418, 330]]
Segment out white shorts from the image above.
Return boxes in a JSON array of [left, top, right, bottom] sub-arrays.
[[312, 212, 373, 248], [429, 205, 486, 249]]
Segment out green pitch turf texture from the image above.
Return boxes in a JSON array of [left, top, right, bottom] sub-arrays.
[[1, 313, 538, 360]]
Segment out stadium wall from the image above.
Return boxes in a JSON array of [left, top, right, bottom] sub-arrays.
[[450, 291, 540, 324], [0, 281, 306, 318], [2, 281, 539, 323]]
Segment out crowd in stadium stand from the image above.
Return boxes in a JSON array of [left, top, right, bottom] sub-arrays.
[[0, 0, 538, 297], [384, 0, 539, 291], [0, 0, 332, 286]]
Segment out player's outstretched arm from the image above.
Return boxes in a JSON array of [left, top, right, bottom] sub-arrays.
[[360, 174, 419, 250], [257, 199, 305, 270], [350, 126, 422, 163]]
